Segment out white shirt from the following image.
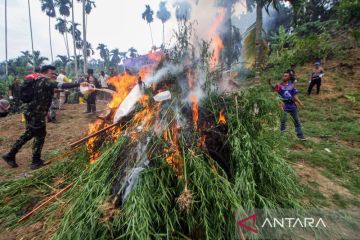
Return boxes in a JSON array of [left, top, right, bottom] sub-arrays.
[[99, 74, 109, 88], [56, 73, 71, 84]]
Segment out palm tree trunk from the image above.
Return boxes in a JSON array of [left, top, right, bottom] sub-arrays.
[[27, 0, 35, 68], [162, 23, 165, 47], [63, 34, 70, 59], [149, 23, 154, 47], [71, 0, 78, 79], [49, 16, 54, 63], [64, 17, 70, 59], [82, 0, 87, 74], [255, 1, 263, 77], [4, 0, 8, 76]]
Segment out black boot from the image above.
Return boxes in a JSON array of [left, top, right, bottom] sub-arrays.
[[2, 151, 18, 168], [30, 157, 45, 170]]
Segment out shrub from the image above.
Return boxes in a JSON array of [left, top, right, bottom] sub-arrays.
[[336, 0, 360, 24]]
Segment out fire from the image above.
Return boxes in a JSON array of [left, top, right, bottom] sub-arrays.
[[148, 51, 165, 62], [208, 8, 225, 70], [86, 119, 104, 164], [164, 123, 183, 177], [106, 73, 138, 109], [190, 96, 199, 129], [217, 110, 226, 124]]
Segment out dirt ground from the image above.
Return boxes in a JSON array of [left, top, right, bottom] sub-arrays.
[[0, 102, 107, 179]]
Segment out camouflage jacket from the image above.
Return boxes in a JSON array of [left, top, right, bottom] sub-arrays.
[[22, 76, 58, 115]]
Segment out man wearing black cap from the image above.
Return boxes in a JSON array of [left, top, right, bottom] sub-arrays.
[[2, 65, 88, 170]]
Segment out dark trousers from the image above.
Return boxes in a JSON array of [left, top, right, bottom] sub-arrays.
[[9, 113, 46, 161], [308, 78, 321, 95], [280, 109, 304, 138], [86, 93, 97, 112]]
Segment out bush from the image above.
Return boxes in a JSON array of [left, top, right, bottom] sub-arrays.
[[336, 0, 360, 24], [0, 75, 14, 97], [295, 20, 340, 37]]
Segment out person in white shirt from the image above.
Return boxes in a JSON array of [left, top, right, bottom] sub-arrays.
[[56, 70, 72, 109], [98, 70, 109, 100], [99, 71, 109, 88]]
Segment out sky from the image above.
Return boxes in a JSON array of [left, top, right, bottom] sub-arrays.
[[0, 0, 180, 62]]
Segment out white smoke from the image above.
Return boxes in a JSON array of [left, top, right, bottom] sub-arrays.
[[143, 63, 184, 86]]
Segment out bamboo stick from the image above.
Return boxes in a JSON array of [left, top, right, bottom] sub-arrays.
[[18, 183, 74, 223], [69, 122, 120, 148]]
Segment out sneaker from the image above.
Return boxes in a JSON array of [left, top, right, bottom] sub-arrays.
[[30, 160, 45, 170], [2, 153, 19, 168], [298, 136, 307, 141]]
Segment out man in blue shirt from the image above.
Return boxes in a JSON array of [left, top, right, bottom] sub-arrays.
[[268, 72, 306, 140]]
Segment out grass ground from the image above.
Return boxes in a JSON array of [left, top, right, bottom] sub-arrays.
[[280, 49, 360, 208]]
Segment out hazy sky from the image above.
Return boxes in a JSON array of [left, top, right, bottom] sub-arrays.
[[0, 0, 180, 62]]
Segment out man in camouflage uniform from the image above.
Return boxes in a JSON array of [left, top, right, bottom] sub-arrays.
[[2, 65, 88, 170]]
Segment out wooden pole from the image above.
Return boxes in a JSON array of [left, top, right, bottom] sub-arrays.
[[69, 122, 121, 148], [18, 183, 74, 223]]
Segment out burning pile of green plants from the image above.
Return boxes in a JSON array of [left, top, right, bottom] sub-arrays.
[[0, 24, 301, 240]]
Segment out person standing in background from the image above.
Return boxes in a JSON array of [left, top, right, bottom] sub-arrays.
[[84, 69, 100, 113], [56, 70, 72, 109], [98, 70, 109, 100], [308, 62, 325, 95]]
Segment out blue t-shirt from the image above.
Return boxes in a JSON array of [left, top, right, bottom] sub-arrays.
[[273, 82, 298, 111]]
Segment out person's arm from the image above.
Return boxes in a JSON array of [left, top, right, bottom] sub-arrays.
[[59, 82, 89, 89], [293, 94, 304, 109]]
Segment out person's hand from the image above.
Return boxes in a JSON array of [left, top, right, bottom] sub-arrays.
[[300, 103, 305, 109]]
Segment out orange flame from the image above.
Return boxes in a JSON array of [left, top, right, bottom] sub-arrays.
[[164, 123, 183, 177], [86, 119, 104, 164], [208, 8, 225, 70], [218, 109, 226, 124], [191, 96, 199, 129]]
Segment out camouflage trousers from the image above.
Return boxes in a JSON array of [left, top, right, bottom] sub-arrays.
[[10, 112, 47, 160]]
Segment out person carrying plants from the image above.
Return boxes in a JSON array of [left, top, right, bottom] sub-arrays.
[[268, 72, 306, 141]]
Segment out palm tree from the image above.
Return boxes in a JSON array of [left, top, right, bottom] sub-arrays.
[[156, 1, 171, 46], [173, 0, 192, 22], [40, 0, 56, 63], [21, 51, 33, 65], [246, 0, 280, 73], [55, 0, 72, 58], [27, 0, 35, 68], [56, 54, 70, 69], [31, 51, 49, 67], [55, 18, 70, 58], [70, 0, 78, 78], [76, 0, 95, 74], [142, 5, 155, 47], [97, 43, 110, 68], [110, 48, 121, 68], [128, 47, 138, 58], [4, 0, 8, 75], [83, 41, 94, 57]]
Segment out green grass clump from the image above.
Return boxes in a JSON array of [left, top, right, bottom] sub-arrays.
[[52, 137, 127, 240], [0, 148, 88, 228]]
